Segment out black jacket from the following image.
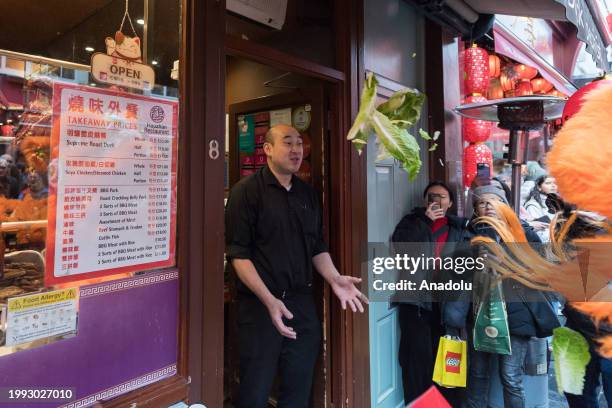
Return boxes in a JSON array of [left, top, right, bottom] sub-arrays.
[[443, 220, 560, 338], [391, 208, 471, 310]]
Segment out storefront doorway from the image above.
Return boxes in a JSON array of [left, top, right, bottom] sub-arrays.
[[222, 54, 334, 407]]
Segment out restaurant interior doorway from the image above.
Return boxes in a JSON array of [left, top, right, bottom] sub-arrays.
[[222, 55, 334, 407]]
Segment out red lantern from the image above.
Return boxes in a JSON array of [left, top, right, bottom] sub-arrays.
[[562, 78, 612, 123], [531, 77, 552, 93], [464, 44, 490, 95], [487, 78, 504, 99], [489, 54, 501, 78], [463, 95, 492, 143], [515, 64, 538, 80], [516, 80, 534, 96], [463, 143, 493, 187], [500, 72, 516, 91]]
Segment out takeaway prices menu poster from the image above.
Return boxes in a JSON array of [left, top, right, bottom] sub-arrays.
[[45, 82, 178, 285]]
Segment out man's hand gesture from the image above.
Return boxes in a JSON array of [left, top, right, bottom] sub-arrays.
[[266, 298, 297, 339], [330, 275, 369, 313]]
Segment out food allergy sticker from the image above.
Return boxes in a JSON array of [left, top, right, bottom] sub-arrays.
[[5, 288, 78, 347]]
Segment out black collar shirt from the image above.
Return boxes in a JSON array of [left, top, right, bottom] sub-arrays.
[[225, 165, 328, 297]]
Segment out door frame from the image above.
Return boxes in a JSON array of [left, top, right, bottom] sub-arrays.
[[214, 1, 369, 407], [100, 0, 371, 407]]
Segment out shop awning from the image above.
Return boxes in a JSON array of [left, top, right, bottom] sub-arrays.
[[553, 0, 609, 72], [463, 0, 609, 71], [493, 21, 578, 96]]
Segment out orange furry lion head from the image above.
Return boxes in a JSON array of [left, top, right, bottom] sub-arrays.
[[547, 84, 612, 218]]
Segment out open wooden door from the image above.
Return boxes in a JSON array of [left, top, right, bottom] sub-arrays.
[[225, 85, 332, 407]]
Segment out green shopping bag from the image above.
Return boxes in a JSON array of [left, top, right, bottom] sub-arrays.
[[473, 281, 512, 355]]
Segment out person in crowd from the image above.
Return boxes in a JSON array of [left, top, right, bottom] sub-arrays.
[[18, 170, 48, 199], [225, 124, 367, 408], [391, 181, 471, 405], [0, 158, 19, 198], [444, 184, 559, 408], [520, 161, 547, 205], [522, 176, 558, 242]]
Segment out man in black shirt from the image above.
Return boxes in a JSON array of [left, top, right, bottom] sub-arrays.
[[226, 124, 367, 408]]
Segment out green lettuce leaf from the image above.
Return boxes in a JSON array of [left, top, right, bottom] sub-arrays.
[[370, 110, 421, 179], [347, 72, 378, 154], [552, 327, 591, 395], [377, 88, 426, 129]]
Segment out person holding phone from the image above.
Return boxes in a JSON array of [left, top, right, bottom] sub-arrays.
[[391, 181, 471, 404]]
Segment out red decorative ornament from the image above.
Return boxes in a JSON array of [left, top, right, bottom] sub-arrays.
[[463, 143, 493, 187], [562, 78, 612, 123], [500, 71, 516, 91], [515, 64, 538, 80], [487, 78, 504, 99], [464, 44, 490, 95], [531, 77, 552, 93], [463, 95, 492, 143], [516, 80, 534, 96], [489, 54, 501, 78]]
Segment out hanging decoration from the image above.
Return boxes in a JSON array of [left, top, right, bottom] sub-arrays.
[[91, 0, 155, 91], [500, 66, 518, 91], [488, 54, 501, 78], [105, 0, 142, 63], [514, 64, 538, 80], [516, 80, 534, 96], [462, 43, 493, 187], [487, 78, 504, 100], [463, 95, 492, 143], [463, 143, 493, 187], [464, 44, 490, 95]]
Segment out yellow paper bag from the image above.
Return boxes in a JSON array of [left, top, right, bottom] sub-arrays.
[[432, 336, 467, 388]]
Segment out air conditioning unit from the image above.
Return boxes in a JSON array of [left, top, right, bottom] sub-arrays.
[[227, 0, 288, 30]]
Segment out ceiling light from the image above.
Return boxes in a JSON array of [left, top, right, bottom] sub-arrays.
[[151, 60, 158, 65], [85, 46, 95, 52], [137, 19, 145, 25]]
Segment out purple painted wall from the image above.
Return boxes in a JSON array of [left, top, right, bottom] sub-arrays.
[[0, 269, 179, 408]]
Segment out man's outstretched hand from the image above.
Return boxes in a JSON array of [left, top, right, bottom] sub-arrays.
[[330, 275, 369, 313]]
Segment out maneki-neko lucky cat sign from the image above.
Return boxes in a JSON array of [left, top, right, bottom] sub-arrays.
[[91, 31, 155, 91]]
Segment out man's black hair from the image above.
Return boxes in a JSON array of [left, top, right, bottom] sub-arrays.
[[423, 180, 455, 203]]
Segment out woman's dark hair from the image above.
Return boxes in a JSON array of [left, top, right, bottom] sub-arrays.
[[423, 181, 455, 203], [526, 175, 550, 208]]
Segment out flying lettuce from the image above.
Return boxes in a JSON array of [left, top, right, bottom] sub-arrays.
[[347, 72, 436, 179], [552, 327, 591, 395]]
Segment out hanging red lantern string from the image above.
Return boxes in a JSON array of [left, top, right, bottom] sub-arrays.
[[489, 54, 501, 78], [515, 64, 538, 80], [463, 95, 492, 143], [464, 44, 490, 95], [463, 143, 493, 187], [516, 80, 534, 96]]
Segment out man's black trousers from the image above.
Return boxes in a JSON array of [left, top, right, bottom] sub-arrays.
[[237, 292, 321, 408]]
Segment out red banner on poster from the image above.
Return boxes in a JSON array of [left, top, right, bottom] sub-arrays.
[[45, 82, 178, 285]]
